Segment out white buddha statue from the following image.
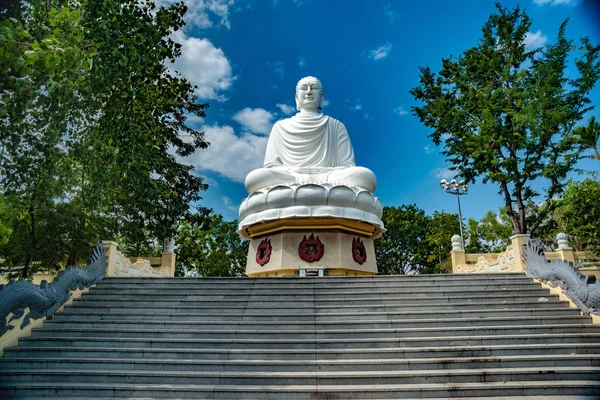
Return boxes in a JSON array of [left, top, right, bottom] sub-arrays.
[[244, 76, 377, 194]]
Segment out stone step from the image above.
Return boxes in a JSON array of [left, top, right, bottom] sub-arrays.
[[18, 331, 600, 349], [5, 343, 600, 361], [72, 292, 566, 302], [43, 309, 585, 330], [2, 354, 599, 372], [93, 280, 538, 291], [3, 397, 594, 400], [1, 381, 600, 399], [50, 306, 581, 322], [63, 292, 562, 309], [0, 397, 596, 400], [96, 276, 536, 285], [67, 291, 561, 304], [100, 273, 528, 284], [85, 286, 549, 297], [71, 293, 558, 307], [2, 366, 600, 385], [59, 304, 568, 319], [51, 300, 572, 321], [29, 318, 597, 340]]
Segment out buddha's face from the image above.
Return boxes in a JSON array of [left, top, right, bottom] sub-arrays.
[[296, 78, 323, 111]]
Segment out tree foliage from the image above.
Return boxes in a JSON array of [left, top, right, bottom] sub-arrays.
[[466, 209, 513, 253], [555, 179, 600, 254], [372, 194, 600, 274], [424, 211, 460, 273], [0, 0, 209, 277], [574, 116, 600, 161], [410, 4, 600, 236], [0, 194, 13, 246], [176, 213, 248, 277], [375, 205, 459, 275]]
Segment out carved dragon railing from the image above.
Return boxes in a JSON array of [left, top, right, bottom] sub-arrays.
[[523, 237, 599, 315], [0, 243, 107, 336]]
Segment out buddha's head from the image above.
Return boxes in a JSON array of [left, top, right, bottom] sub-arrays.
[[295, 76, 324, 111]]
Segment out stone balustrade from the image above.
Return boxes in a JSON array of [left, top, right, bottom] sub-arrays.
[[102, 241, 175, 278], [451, 233, 600, 278], [0, 239, 176, 285]]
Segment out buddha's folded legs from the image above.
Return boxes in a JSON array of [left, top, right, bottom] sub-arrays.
[[245, 166, 377, 194], [326, 166, 377, 192], [245, 168, 297, 193]]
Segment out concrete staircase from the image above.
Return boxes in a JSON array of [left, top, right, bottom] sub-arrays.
[[1, 273, 600, 399]]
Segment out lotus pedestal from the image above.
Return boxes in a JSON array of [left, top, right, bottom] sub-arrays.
[[238, 183, 384, 277]]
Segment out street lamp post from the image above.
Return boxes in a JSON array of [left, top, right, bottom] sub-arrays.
[[440, 179, 468, 249]]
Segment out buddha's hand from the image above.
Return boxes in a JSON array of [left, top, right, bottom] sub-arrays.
[[290, 167, 331, 174], [286, 166, 310, 174]]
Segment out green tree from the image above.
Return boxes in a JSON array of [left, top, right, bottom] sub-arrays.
[[0, 0, 209, 276], [574, 116, 600, 161], [176, 213, 249, 277], [0, 194, 13, 246], [466, 209, 513, 253], [424, 211, 460, 273], [555, 179, 600, 254], [375, 205, 433, 275], [410, 4, 600, 236], [1, 2, 90, 276]]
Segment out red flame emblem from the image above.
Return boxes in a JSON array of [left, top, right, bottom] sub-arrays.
[[256, 238, 272, 266], [352, 237, 367, 265], [298, 234, 324, 263]]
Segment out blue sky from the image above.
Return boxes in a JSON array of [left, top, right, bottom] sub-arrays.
[[160, 0, 600, 222]]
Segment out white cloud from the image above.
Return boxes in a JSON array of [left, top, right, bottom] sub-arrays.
[[393, 105, 408, 116], [222, 196, 239, 211], [524, 30, 548, 50], [348, 100, 368, 117], [432, 167, 454, 179], [384, 3, 400, 23], [169, 31, 234, 101], [298, 57, 306, 68], [322, 99, 330, 108], [155, 0, 236, 30], [276, 103, 296, 115], [185, 113, 206, 127], [533, 0, 575, 5], [424, 145, 435, 154], [349, 102, 363, 112], [367, 43, 392, 61], [203, 177, 219, 187], [274, 0, 309, 5], [183, 124, 267, 183], [267, 61, 284, 79], [233, 108, 275, 135]]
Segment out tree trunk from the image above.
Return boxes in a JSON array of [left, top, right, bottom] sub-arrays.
[[22, 206, 36, 278], [66, 245, 79, 266], [500, 181, 521, 235], [515, 190, 527, 235]]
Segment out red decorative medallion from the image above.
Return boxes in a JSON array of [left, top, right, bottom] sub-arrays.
[[256, 238, 272, 266], [352, 237, 367, 265], [298, 234, 324, 263]]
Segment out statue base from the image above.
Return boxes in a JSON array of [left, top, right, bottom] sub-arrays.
[[239, 183, 383, 277], [245, 227, 377, 277]]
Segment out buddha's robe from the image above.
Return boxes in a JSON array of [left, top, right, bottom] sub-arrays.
[[244, 113, 376, 193]]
